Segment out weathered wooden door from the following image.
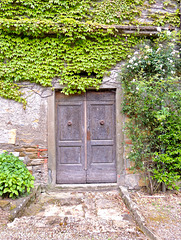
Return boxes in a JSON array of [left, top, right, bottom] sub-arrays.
[[56, 91, 116, 184]]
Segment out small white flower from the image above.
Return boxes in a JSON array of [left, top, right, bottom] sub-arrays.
[[134, 63, 138, 66], [156, 48, 161, 53], [171, 71, 174, 74], [157, 27, 162, 32], [136, 86, 139, 90], [170, 43, 174, 47], [132, 79, 136, 82], [166, 30, 171, 36], [128, 55, 131, 58], [129, 59, 133, 64], [134, 51, 138, 55]]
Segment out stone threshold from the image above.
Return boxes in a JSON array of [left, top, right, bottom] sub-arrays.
[[49, 183, 118, 192]]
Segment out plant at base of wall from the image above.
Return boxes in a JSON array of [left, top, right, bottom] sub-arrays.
[[120, 31, 181, 194], [0, 152, 35, 199]]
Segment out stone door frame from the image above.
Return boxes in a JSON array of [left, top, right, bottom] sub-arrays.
[[47, 82, 125, 186]]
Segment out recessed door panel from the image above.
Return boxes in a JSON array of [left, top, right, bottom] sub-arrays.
[[89, 104, 114, 140], [56, 90, 116, 184], [59, 147, 81, 164], [91, 145, 113, 163], [59, 105, 82, 141]]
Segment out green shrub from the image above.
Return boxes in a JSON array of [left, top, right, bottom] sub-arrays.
[[0, 152, 35, 198], [120, 31, 181, 193]]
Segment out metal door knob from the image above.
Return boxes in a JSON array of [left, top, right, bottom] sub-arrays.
[[67, 121, 72, 126], [100, 120, 105, 125]]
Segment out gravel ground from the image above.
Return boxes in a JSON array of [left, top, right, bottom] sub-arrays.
[[0, 215, 145, 240], [130, 189, 181, 240], [0, 190, 146, 240]]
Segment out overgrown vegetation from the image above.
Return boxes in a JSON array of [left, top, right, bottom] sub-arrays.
[[0, 152, 34, 198], [0, 0, 180, 106], [0, 1, 180, 194], [120, 31, 181, 194]]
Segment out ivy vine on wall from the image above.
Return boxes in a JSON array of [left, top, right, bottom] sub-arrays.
[[0, 0, 180, 106]]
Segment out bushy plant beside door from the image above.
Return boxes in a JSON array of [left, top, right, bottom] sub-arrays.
[[0, 152, 35, 198], [120, 31, 181, 194]]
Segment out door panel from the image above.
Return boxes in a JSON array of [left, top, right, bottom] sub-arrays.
[[59, 147, 81, 164], [56, 90, 116, 184], [91, 145, 113, 163], [89, 103, 114, 140], [86, 92, 116, 183], [56, 97, 86, 184]]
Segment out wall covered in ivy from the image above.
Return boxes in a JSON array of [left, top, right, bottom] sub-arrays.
[[0, 0, 180, 186], [0, 0, 180, 103]]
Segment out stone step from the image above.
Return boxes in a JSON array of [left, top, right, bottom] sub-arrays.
[[50, 183, 118, 192]]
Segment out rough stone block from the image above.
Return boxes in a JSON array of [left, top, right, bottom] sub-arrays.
[[125, 174, 140, 190], [25, 145, 38, 149], [29, 159, 44, 166], [27, 166, 33, 171], [11, 152, 19, 157], [0, 129, 17, 144], [138, 175, 148, 187], [0, 200, 10, 209], [25, 148, 38, 152], [19, 152, 26, 157], [14, 148, 25, 152], [28, 154, 38, 159]]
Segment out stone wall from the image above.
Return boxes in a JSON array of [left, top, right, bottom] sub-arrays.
[[0, 83, 52, 185], [137, 0, 179, 26], [0, 0, 179, 187], [0, 65, 157, 189]]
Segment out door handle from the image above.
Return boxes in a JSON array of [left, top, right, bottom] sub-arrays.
[[67, 121, 72, 126], [100, 120, 105, 125]]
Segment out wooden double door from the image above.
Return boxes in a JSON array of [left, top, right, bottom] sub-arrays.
[[56, 90, 116, 184]]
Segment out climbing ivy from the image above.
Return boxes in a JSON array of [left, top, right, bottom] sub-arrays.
[[0, 0, 180, 105]]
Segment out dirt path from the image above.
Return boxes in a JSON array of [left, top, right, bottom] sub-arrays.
[[0, 190, 146, 240], [130, 190, 181, 240]]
